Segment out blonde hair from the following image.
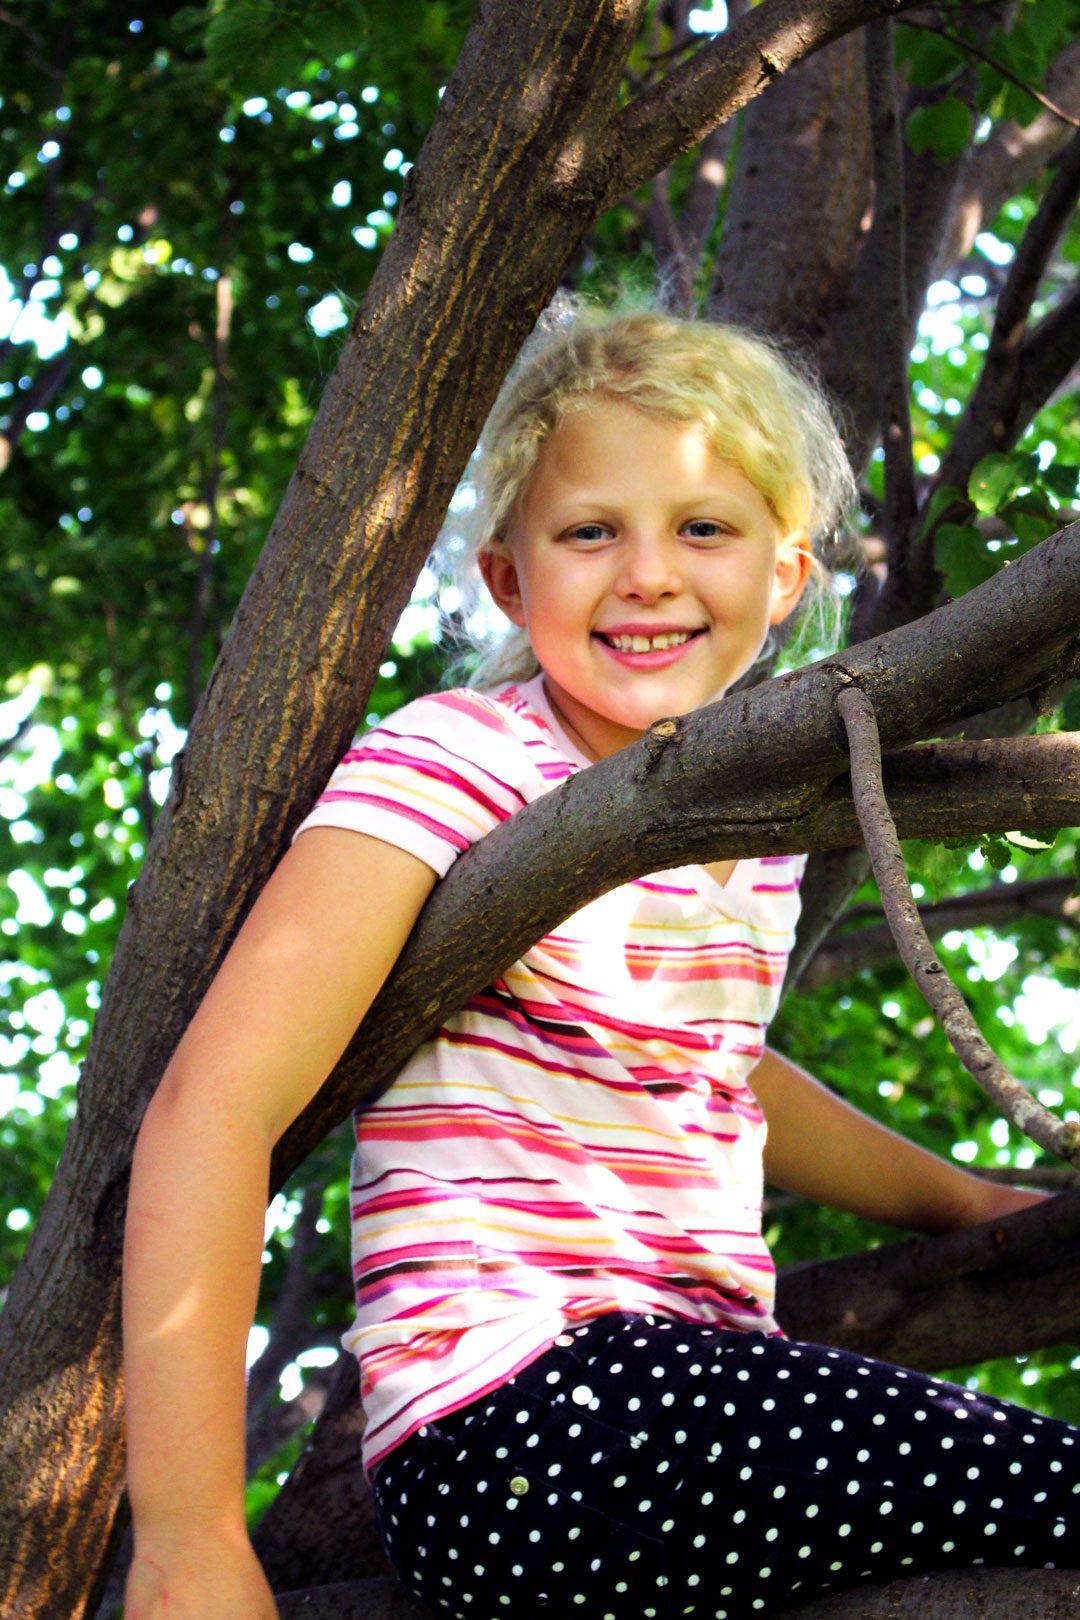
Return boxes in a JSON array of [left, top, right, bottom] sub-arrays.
[[433, 302, 857, 688]]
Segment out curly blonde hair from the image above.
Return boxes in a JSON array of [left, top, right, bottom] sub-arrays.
[[432, 302, 857, 688]]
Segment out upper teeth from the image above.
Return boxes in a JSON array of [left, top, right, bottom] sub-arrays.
[[607, 631, 692, 652]]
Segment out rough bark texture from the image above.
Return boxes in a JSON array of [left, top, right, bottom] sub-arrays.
[[776, 1187, 1080, 1369], [0, 3, 929, 1615]]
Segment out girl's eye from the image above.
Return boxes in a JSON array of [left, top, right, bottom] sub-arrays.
[[682, 520, 729, 540], [564, 523, 611, 543]]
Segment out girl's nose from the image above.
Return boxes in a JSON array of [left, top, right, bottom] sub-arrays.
[[614, 534, 684, 601]]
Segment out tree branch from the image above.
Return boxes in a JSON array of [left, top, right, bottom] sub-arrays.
[[864, 17, 918, 568], [836, 683, 1080, 1165], [274, 520, 1080, 1183], [604, 0, 920, 206], [993, 127, 1080, 343], [800, 873, 1078, 988]]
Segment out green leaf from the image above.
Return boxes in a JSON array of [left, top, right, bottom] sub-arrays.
[[968, 451, 1038, 515], [1061, 687, 1080, 732], [934, 523, 998, 597], [1004, 829, 1058, 852], [981, 837, 1012, 871], [917, 483, 964, 541], [902, 34, 966, 89], [904, 96, 974, 163], [1024, 0, 1068, 50]]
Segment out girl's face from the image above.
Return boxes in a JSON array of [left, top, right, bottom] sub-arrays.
[[481, 401, 811, 761]]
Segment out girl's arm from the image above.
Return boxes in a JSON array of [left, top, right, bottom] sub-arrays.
[[751, 1046, 1046, 1234], [123, 828, 437, 1620]]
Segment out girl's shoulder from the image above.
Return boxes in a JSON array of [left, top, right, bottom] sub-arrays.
[[354, 678, 574, 793]]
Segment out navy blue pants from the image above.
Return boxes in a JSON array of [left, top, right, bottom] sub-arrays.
[[371, 1313, 1079, 1618]]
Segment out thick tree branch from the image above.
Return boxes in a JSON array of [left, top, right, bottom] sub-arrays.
[[800, 873, 1078, 988], [865, 17, 918, 570], [837, 683, 1080, 1166], [604, 0, 918, 205], [776, 1186, 1080, 1366], [274, 520, 1080, 1182]]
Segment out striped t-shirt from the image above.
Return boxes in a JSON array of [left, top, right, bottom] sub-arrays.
[[294, 675, 806, 1475]]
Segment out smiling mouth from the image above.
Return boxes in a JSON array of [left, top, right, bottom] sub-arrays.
[[596, 629, 703, 653]]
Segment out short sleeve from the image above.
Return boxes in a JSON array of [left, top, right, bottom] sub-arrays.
[[291, 689, 532, 877]]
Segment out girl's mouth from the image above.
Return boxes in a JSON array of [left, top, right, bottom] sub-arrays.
[[594, 627, 705, 666]]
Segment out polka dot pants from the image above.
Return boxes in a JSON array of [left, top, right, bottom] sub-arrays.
[[371, 1313, 1079, 1619]]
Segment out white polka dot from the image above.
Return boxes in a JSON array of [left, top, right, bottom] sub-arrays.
[[789, 1426, 802, 1440]]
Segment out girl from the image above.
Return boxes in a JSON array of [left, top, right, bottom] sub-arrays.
[[123, 310, 1076, 1620]]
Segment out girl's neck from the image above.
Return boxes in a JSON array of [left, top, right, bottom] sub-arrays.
[[541, 677, 601, 763]]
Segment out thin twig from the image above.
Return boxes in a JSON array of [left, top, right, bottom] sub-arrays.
[[899, 16, 1080, 129], [865, 18, 918, 564], [836, 681, 1080, 1167]]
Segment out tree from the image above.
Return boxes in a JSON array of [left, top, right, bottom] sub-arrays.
[[2, 0, 1080, 1615]]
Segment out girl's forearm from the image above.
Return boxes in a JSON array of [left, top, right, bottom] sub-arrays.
[[123, 1071, 270, 1540], [753, 1047, 1046, 1233]]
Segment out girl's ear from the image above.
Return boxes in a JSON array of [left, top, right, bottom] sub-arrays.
[[769, 533, 814, 626], [479, 538, 527, 628]]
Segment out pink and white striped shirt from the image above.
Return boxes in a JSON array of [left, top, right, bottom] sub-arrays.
[[294, 676, 806, 1475]]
